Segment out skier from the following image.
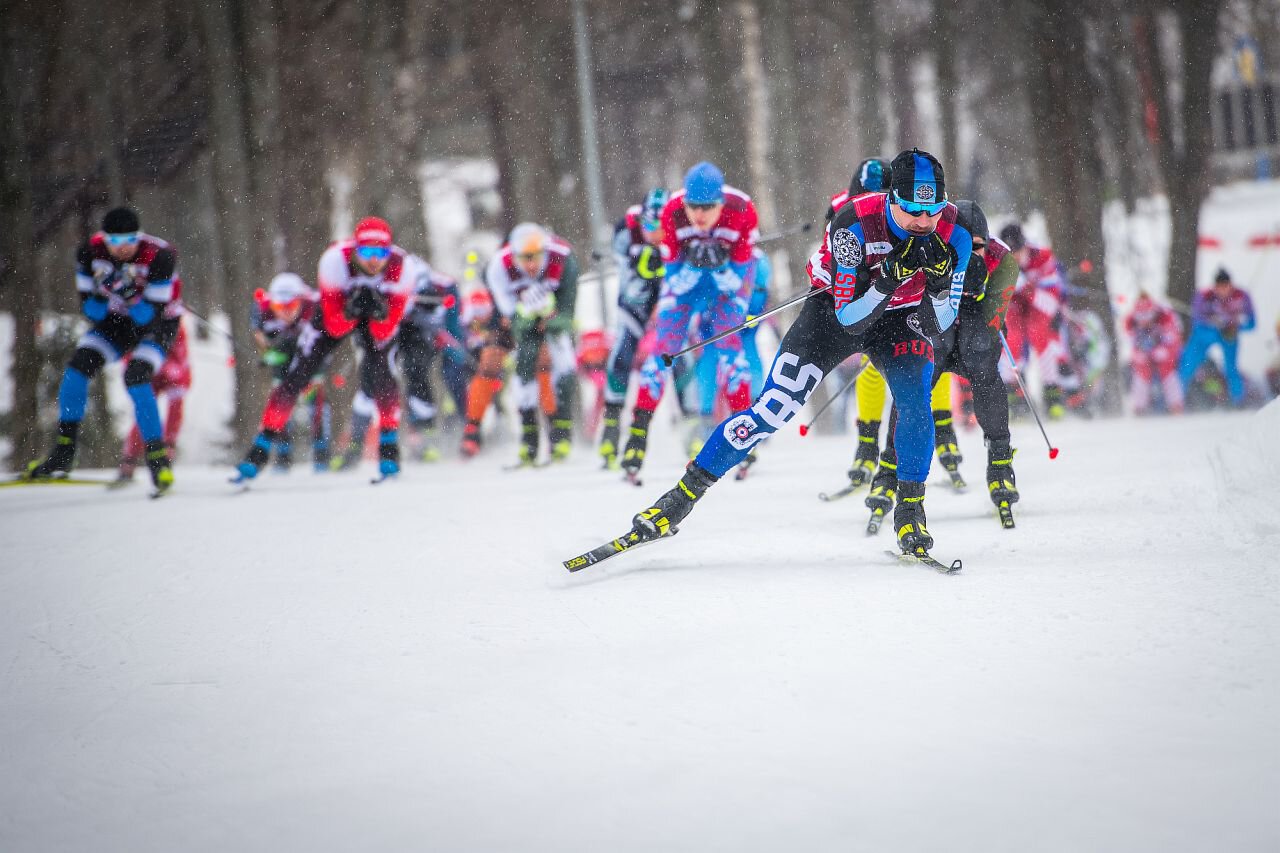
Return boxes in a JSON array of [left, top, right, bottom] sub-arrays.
[[867, 200, 1021, 528], [997, 223, 1077, 419], [620, 162, 759, 480], [839, 154, 958, 492], [335, 257, 467, 466], [617, 149, 972, 562], [115, 320, 192, 484], [24, 207, 183, 495], [599, 188, 669, 468], [458, 284, 507, 458], [1125, 292, 1184, 414], [1177, 268, 1256, 408], [233, 217, 422, 482], [250, 272, 331, 471], [485, 222, 579, 465]]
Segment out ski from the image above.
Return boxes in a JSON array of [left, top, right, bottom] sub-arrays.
[[997, 500, 1016, 529], [503, 460, 551, 472], [886, 549, 962, 574], [944, 468, 968, 491], [562, 528, 671, 572], [818, 482, 860, 502], [621, 470, 643, 488], [149, 487, 171, 500], [370, 473, 399, 485], [2, 475, 112, 488], [733, 451, 758, 482], [866, 507, 886, 536]]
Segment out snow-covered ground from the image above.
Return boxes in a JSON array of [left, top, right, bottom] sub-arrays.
[[3, 404, 1278, 852]]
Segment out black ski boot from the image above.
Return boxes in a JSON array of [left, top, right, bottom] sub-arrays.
[[234, 429, 282, 481], [145, 438, 174, 495], [894, 480, 934, 553], [517, 409, 540, 466], [1043, 385, 1066, 420], [986, 439, 1019, 504], [549, 413, 573, 462], [865, 447, 898, 515], [621, 408, 653, 476], [25, 421, 79, 480], [848, 419, 880, 486], [632, 463, 718, 541], [376, 428, 400, 478], [933, 409, 962, 472], [598, 402, 623, 469]]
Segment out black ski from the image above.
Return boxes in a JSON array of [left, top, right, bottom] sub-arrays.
[[818, 482, 860, 502], [997, 500, 1015, 529], [621, 470, 643, 488], [886, 549, 962, 574], [2, 475, 112, 488], [503, 460, 551, 472], [563, 528, 671, 572], [866, 507, 886, 535], [733, 451, 758, 481], [944, 468, 968, 491]]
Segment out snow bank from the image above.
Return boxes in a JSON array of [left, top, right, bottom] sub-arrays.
[[1211, 398, 1280, 548]]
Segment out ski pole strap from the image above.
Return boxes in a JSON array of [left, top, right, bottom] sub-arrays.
[[660, 283, 833, 367], [799, 355, 869, 434], [997, 329, 1059, 459]]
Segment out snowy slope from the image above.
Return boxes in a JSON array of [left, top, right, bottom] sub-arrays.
[[2, 406, 1278, 852]]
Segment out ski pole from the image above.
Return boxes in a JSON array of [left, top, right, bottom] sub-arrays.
[[798, 355, 869, 436], [756, 221, 814, 245], [183, 305, 259, 362], [660, 283, 833, 367], [998, 329, 1059, 459]]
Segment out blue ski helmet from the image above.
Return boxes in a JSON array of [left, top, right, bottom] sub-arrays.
[[850, 158, 891, 195], [683, 162, 725, 205], [641, 187, 668, 231]]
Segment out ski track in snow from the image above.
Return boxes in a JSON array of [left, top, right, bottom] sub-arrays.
[[2, 407, 1278, 853]]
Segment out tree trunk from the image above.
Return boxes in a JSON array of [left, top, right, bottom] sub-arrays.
[[1026, 0, 1125, 411], [1163, 0, 1223, 306], [690, 1, 749, 178], [278, 0, 332, 268], [197, 0, 265, 445], [0, 0, 45, 467]]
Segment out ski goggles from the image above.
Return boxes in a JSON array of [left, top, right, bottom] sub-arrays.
[[892, 192, 947, 217], [104, 232, 140, 246], [641, 217, 661, 233], [355, 245, 391, 262], [685, 201, 722, 212], [270, 298, 303, 315], [516, 250, 545, 262]]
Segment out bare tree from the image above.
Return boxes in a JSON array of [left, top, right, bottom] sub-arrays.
[[1135, 0, 1225, 305]]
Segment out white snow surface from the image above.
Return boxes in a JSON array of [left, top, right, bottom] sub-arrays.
[[2, 408, 1279, 853]]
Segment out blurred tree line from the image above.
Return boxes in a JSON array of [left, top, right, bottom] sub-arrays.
[[0, 0, 1265, 463]]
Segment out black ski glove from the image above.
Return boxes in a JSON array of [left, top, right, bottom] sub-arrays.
[[882, 237, 924, 284], [919, 234, 957, 293]]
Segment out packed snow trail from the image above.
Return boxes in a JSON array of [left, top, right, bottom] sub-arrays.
[[2, 408, 1278, 852]]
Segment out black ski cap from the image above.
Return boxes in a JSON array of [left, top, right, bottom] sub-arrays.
[[999, 223, 1026, 251], [953, 200, 988, 241], [850, 158, 892, 195], [889, 149, 946, 206], [102, 207, 140, 234], [1214, 267, 1232, 283]]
